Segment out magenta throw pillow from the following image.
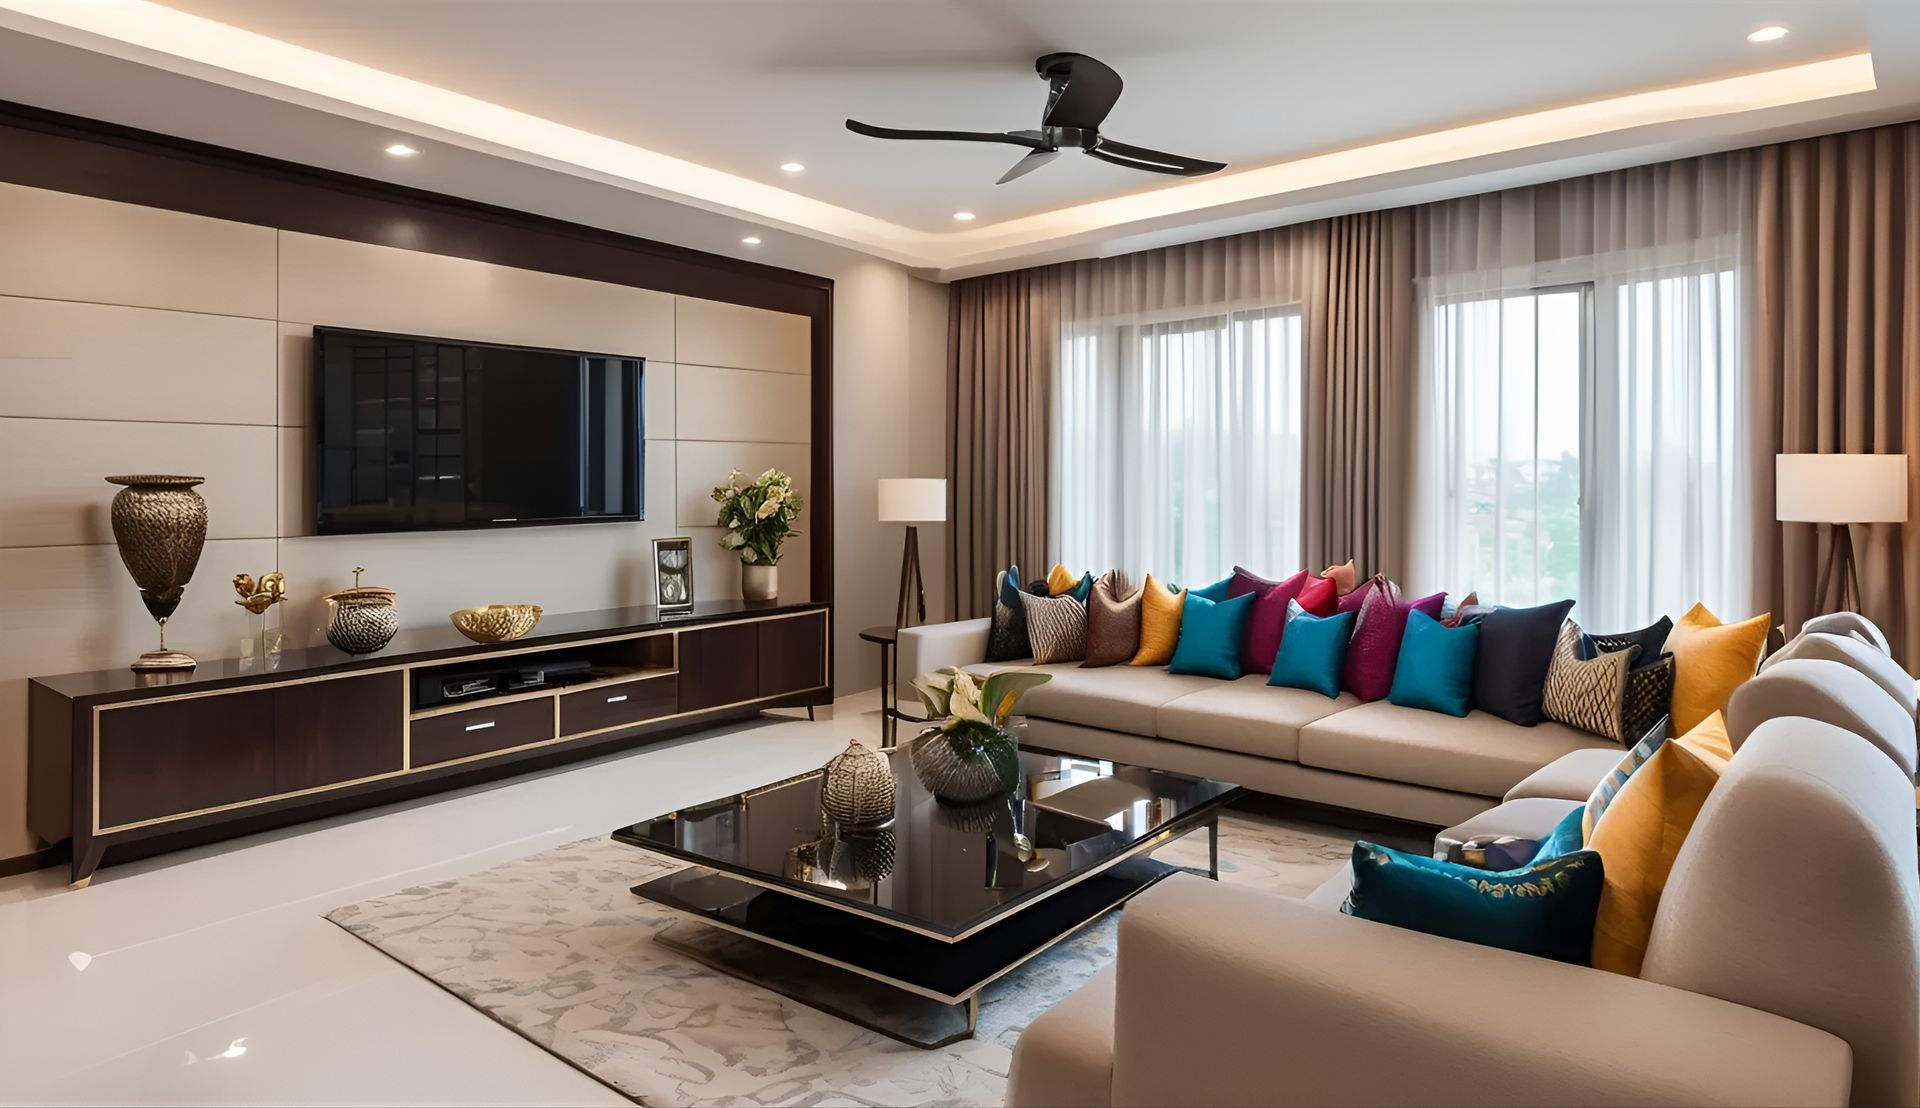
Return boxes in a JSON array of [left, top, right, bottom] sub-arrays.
[[1227, 564, 1289, 600], [1336, 573, 1392, 615], [1342, 586, 1447, 701], [1240, 569, 1309, 675]]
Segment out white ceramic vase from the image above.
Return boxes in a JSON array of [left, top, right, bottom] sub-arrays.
[[742, 562, 778, 601]]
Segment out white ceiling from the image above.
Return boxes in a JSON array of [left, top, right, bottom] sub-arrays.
[[142, 0, 1880, 230], [0, 0, 1916, 280]]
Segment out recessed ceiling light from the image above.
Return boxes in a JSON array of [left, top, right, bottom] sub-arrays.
[[740, 235, 762, 245], [952, 210, 976, 222], [1747, 25, 1789, 43], [384, 142, 418, 157], [779, 162, 806, 174]]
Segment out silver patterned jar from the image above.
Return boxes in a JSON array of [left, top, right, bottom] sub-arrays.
[[323, 567, 398, 655]]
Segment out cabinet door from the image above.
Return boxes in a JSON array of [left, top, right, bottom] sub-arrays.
[[274, 672, 405, 792], [98, 690, 277, 829], [677, 621, 760, 711], [757, 611, 826, 696]]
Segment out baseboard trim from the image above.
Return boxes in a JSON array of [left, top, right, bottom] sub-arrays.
[[0, 843, 65, 878]]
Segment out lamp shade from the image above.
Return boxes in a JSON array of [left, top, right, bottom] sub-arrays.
[[1776, 453, 1909, 523], [878, 478, 946, 523]]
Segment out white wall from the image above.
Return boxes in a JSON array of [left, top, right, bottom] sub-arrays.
[[0, 181, 815, 860]]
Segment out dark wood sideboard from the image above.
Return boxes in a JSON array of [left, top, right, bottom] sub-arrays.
[[29, 600, 830, 886]]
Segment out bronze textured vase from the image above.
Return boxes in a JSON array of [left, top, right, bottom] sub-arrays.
[[106, 474, 208, 671]]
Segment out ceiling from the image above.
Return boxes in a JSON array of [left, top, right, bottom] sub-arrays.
[[0, 0, 1916, 280]]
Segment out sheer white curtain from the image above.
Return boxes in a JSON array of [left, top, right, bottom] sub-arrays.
[[1413, 154, 1754, 630], [1049, 229, 1318, 587]]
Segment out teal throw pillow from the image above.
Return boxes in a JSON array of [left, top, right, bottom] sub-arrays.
[[1069, 571, 1095, 604], [1532, 804, 1586, 864], [1342, 840, 1604, 965], [1388, 610, 1480, 716], [1190, 575, 1234, 602], [1267, 602, 1354, 697], [1168, 590, 1255, 680]]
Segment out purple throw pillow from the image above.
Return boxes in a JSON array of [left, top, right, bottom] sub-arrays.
[[1240, 570, 1310, 675], [1227, 564, 1290, 600], [1342, 586, 1446, 701]]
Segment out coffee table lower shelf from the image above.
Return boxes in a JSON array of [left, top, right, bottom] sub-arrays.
[[632, 850, 1206, 1049]]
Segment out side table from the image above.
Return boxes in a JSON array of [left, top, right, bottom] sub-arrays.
[[859, 625, 904, 747]]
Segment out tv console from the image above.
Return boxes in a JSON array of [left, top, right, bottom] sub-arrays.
[[28, 600, 830, 887]]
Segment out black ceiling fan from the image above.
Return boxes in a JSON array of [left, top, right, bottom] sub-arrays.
[[845, 52, 1227, 185]]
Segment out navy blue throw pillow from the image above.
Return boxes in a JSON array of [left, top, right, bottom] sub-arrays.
[[1470, 599, 1574, 726]]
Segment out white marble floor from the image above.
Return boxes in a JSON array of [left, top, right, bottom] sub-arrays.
[[0, 693, 881, 1106]]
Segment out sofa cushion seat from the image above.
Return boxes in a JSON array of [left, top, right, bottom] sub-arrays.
[[1297, 701, 1620, 799], [1014, 665, 1227, 737], [1435, 797, 1584, 859], [1505, 747, 1633, 803], [1155, 676, 1359, 762]]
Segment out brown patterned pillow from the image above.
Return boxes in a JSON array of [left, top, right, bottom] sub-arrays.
[[1082, 571, 1141, 667], [1020, 591, 1087, 664]]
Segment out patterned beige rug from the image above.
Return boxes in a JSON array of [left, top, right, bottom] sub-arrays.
[[325, 812, 1397, 1106]]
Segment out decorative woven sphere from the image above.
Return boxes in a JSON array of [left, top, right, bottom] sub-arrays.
[[820, 740, 896, 827]]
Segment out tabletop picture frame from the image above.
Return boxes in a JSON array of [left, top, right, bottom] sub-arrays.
[[652, 536, 695, 615]]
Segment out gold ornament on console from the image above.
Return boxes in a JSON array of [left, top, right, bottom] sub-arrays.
[[105, 474, 208, 671]]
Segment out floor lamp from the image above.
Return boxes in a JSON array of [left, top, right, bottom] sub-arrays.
[[1776, 453, 1909, 614], [879, 478, 946, 629]]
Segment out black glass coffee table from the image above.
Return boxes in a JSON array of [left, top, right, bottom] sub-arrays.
[[612, 744, 1240, 1047]]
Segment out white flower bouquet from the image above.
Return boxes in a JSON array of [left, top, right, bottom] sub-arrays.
[[710, 468, 804, 565]]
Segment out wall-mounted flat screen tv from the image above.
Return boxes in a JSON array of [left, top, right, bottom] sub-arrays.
[[312, 327, 644, 535]]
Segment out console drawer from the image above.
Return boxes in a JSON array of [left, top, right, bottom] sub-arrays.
[[560, 674, 678, 736], [411, 697, 555, 768]]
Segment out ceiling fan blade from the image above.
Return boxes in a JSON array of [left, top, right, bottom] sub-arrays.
[[1037, 52, 1123, 130], [996, 148, 1060, 184], [1086, 137, 1227, 177], [845, 120, 1049, 150]]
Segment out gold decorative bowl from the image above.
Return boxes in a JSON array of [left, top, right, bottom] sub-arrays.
[[450, 604, 544, 643]]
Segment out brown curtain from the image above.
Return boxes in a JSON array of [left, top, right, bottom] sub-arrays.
[[948, 269, 1056, 618], [1308, 209, 1416, 579], [1752, 122, 1920, 664]]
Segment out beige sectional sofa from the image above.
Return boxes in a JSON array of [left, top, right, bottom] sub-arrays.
[[1003, 615, 1920, 1108], [898, 617, 1625, 827]]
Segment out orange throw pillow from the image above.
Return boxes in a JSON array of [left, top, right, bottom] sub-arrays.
[[1666, 603, 1770, 735], [1128, 575, 1185, 666], [1321, 560, 1357, 594]]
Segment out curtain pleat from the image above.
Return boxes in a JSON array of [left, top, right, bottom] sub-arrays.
[[947, 270, 1055, 618], [1752, 122, 1920, 664], [1311, 209, 1416, 579]]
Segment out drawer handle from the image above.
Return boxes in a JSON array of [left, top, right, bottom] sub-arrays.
[[606, 694, 629, 704], [464, 720, 496, 732]]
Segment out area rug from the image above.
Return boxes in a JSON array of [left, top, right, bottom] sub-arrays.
[[326, 813, 1394, 1106]]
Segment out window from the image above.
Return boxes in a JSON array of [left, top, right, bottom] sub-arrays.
[[1053, 305, 1304, 586], [1416, 264, 1747, 628]]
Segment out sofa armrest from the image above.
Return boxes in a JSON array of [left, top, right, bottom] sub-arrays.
[[895, 618, 992, 708], [1109, 874, 1851, 1107]]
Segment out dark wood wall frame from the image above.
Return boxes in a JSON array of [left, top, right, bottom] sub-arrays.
[[0, 98, 840, 875]]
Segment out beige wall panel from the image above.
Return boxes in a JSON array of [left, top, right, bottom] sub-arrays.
[[0, 297, 276, 426], [0, 536, 277, 856], [675, 296, 810, 375], [0, 182, 276, 318], [645, 361, 676, 440], [0, 417, 276, 547], [674, 440, 811, 530], [278, 233, 674, 360], [676, 364, 811, 445]]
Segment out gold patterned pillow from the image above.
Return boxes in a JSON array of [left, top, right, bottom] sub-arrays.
[[1020, 591, 1087, 664], [1543, 619, 1639, 743]]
